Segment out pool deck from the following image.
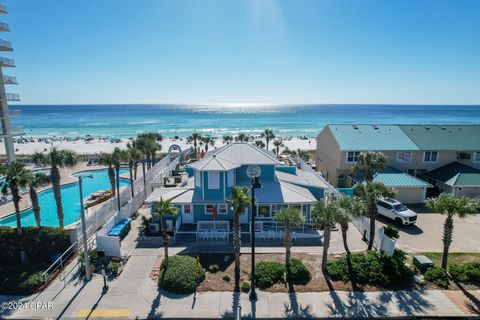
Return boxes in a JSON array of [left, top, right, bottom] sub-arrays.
[[0, 162, 142, 219]]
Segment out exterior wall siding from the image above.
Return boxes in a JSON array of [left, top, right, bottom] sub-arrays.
[[316, 128, 342, 186]]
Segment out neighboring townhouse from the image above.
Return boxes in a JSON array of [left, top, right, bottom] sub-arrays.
[[146, 142, 333, 237], [316, 124, 480, 203]]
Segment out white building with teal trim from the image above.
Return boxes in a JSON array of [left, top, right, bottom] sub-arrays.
[[146, 143, 333, 236]]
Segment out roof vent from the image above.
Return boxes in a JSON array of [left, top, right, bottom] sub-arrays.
[[353, 125, 359, 130], [441, 127, 446, 130], [373, 125, 379, 130]]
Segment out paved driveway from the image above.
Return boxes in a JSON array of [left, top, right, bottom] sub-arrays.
[[376, 213, 480, 253]]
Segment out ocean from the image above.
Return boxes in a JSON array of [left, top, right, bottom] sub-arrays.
[[9, 104, 480, 138]]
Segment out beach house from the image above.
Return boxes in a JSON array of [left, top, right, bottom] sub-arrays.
[[316, 125, 480, 203], [145, 142, 333, 238]]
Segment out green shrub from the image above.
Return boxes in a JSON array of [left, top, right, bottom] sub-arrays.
[[288, 258, 311, 285], [18, 271, 44, 293], [241, 280, 251, 293], [255, 261, 285, 289], [424, 267, 449, 288], [222, 274, 231, 282], [327, 250, 411, 287], [383, 225, 400, 239], [108, 261, 120, 274], [449, 262, 480, 283], [208, 264, 220, 273], [158, 255, 205, 294], [0, 263, 48, 294]]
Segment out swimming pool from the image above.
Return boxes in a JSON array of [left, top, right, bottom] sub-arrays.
[[0, 168, 130, 227]]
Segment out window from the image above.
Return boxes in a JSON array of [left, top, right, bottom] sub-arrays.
[[288, 204, 302, 212], [458, 152, 471, 160], [227, 170, 235, 187], [195, 170, 201, 187], [397, 151, 412, 163], [205, 204, 215, 214], [183, 205, 191, 214], [424, 151, 438, 163], [377, 201, 390, 209], [474, 152, 480, 163], [207, 171, 220, 189], [346, 151, 361, 163], [258, 205, 271, 218], [218, 204, 227, 214]]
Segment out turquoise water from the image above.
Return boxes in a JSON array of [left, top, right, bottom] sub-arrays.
[[10, 104, 480, 138], [0, 168, 130, 227]]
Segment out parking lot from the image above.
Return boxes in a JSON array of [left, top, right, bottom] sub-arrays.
[[376, 212, 480, 253]]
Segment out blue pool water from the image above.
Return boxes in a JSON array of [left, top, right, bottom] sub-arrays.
[[0, 168, 130, 227]]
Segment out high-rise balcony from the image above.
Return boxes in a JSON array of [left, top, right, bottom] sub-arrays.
[[0, 93, 20, 101], [2, 75, 17, 84], [0, 126, 24, 137], [0, 22, 9, 32], [0, 39, 12, 51], [0, 5, 7, 14], [0, 109, 21, 118], [0, 57, 14, 67]]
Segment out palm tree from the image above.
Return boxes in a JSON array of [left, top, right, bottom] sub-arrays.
[[312, 200, 340, 272], [98, 152, 116, 197], [112, 147, 126, 210], [426, 194, 476, 269], [273, 139, 284, 158], [354, 182, 393, 250], [261, 129, 275, 150], [32, 148, 77, 229], [27, 172, 49, 227], [254, 140, 265, 149], [151, 198, 179, 267], [131, 139, 148, 189], [222, 135, 233, 145], [126, 143, 142, 197], [235, 133, 248, 142], [226, 186, 251, 292], [336, 196, 364, 255], [202, 136, 215, 153], [274, 207, 304, 286], [187, 132, 202, 158], [0, 162, 31, 263]]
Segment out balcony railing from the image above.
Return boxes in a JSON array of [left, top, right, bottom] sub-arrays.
[[0, 126, 24, 136], [0, 5, 7, 14], [0, 22, 9, 32], [2, 75, 17, 84], [0, 93, 20, 101], [0, 109, 21, 118], [0, 39, 12, 51], [0, 57, 14, 67]]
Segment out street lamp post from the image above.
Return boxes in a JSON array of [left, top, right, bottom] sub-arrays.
[[247, 165, 262, 301], [79, 174, 93, 281]]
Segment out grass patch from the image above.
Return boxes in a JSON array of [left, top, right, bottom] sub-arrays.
[[415, 252, 480, 267], [0, 263, 48, 294]]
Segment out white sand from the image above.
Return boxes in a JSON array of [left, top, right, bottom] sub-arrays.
[[0, 137, 317, 156]]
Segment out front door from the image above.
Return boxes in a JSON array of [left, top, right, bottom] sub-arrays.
[[182, 205, 194, 224]]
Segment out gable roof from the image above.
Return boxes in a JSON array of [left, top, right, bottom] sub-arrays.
[[275, 169, 331, 189], [351, 166, 432, 188], [327, 125, 419, 151], [399, 125, 480, 151], [189, 142, 280, 171], [425, 162, 480, 187]]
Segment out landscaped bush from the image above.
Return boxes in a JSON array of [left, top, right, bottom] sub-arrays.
[[424, 267, 449, 288], [222, 274, 231, 282], [288, 258, 311, 285], [255, 261, 286, 289], [208, 264, 219, 273], [0, 227, 71, 266], [158, 255, 205, 294], [449, 262, 480, 283], [0, 263, 48, 294], [241, 280, 251, 293], [327, 249, 412, 287], [383, 225, 400, 239]]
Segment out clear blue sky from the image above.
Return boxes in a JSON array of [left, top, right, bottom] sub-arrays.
[[4, 0, 480, 104]]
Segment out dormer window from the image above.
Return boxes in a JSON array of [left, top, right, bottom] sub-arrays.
[[346, 151, 361, 163]]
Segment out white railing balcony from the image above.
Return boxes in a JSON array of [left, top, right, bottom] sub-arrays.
[[0, 93, 20, 101], [0, 39, 12, 51], [0, 5, 7, 14], [0, 109, 21, 118], [0, 22, 9, 32], [0, 126, 24, 136], [2, 75, 17, 84], [0, 57, 14, 67]]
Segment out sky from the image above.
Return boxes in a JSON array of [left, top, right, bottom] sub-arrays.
[[3, 0, 480, 105]]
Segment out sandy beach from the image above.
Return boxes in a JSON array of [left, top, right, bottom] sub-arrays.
[[0, 136, 317, 156]]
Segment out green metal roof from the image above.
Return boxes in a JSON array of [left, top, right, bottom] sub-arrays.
[[328, 125, 419, 151], [399, 125, 480, 151], [351, 167, 432, 188], [425, 162, 480, 187]]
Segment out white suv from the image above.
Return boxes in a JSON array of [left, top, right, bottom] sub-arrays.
[[376, 198, 417, 226]]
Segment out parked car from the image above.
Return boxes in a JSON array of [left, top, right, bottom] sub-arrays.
[[376, 198, 417, 226]]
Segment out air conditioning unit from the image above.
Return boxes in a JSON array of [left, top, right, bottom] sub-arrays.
[[148, 223, 160, 234]]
